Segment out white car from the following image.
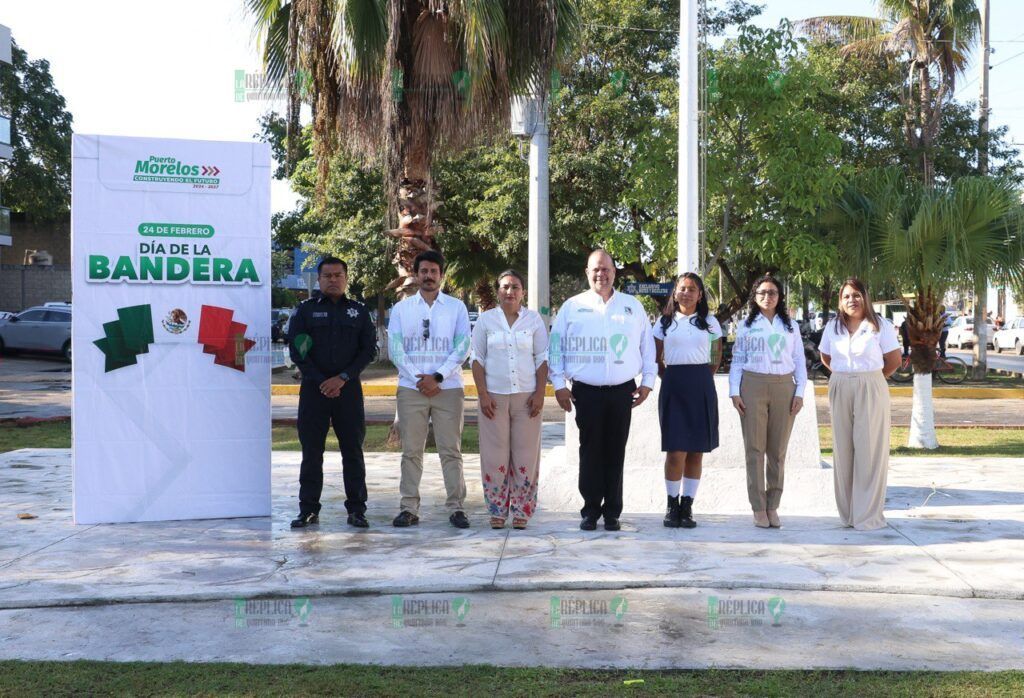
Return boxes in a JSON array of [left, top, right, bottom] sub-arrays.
[[993, 317, 1024, 355], [946, 316, 996, 350]]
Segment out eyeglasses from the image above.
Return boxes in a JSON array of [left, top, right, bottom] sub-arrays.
[[422, 318, 430, 340], [755, 290, 779, 298]]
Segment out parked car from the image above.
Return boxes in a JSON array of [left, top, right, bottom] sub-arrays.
[[993, 317, 1024, 355], [0, 304, 73, 361], [946, 316, 996, 350]]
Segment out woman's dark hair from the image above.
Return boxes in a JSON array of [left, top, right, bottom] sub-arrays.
[[744, 274, 794, 332], [834, 277, 881, 334], [660, 272, 711, 333], [494, 269, 526, 291]]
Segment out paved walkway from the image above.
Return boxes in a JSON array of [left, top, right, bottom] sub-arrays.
[[1, 440, 1022, 669]]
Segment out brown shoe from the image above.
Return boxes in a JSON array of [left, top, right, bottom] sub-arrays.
[[512, 518, 528, 530], [490, 516, 506, 529], [767, 510, 781, 528], [753, 511, 770, 528]]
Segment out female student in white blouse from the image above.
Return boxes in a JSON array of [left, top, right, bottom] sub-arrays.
[[470, 270, 549, 530], [728, 275, 807, 529], [818, 278, 901, 530], [654, 273, 722, 528]]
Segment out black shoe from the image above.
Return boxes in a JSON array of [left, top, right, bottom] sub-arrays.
[[290, 512, 318, 529], [347, 512, 369, 528], [679, 496, 697, 528], [663, 495, 681, 528], [392, 510, 419, 527], [604, 518, 621, 531], [580, 516, 599, 531], [449, 510, 470, 529]]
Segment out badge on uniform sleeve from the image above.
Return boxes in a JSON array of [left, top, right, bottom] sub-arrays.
[[347, 308, 359, 318]]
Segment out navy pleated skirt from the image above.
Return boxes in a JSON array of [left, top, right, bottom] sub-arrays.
[[658, 363, 719, 453]]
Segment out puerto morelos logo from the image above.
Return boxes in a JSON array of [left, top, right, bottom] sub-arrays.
[[161, 308, 191, 334], [134, 155, 221, 187]]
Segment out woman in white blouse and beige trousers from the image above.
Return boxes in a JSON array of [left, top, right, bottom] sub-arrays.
[[819, 278, 902, 530], [729, 275, 807, 529], [471, 270, 549, 530]]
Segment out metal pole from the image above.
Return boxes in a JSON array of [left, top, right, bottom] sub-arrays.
[[677, 0, 699, 274], [528, 102, 551, 326], [974, 0, 990, 379]]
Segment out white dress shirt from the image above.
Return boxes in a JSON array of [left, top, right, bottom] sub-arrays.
[[470, 306, 549, 394], [819, 317, 900, 372], [548, 289, 657, 391], [728, 312, 807, 398], [387, 291, 471, 390], [653, 312, 723, 365]]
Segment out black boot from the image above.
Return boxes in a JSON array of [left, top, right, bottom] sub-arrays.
[[663, 495, 681, 528], [679, 495, 697, 528]]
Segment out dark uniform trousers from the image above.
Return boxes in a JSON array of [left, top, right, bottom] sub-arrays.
[[572, 379, 635, 520], [297, 378, 368, 515]]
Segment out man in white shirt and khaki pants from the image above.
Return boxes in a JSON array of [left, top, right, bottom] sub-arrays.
[[387, 250, 472, 529], [549, 250, 658, 531]]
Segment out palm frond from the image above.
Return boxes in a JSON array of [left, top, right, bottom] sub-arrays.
[[795, 15, 888, 45]]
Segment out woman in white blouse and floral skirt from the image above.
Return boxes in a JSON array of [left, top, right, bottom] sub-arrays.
[[818, 278, 901, 530], [654, 273, 722, 528], [470, 270, 549, 530], [728, 275, 807, 529]]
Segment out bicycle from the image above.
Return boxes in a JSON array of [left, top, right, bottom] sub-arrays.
[[889, 348, 968, 384]]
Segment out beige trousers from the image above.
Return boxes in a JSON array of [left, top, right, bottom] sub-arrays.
[[739, 371, 797, 512], [478, 392, 542, 520], [828, 370, 890, 530], [397, 387, 466, 515]]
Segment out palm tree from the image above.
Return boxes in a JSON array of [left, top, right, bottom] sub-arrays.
[[247, 0, 579, 297], [827, 167, 1024, 448], [799, 0, 980, 187]]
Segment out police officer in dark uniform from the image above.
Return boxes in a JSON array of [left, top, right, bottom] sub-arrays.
[[288, 256, 377, 528]]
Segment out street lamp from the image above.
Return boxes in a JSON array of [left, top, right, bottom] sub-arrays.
[[511, 95, 551, 326]]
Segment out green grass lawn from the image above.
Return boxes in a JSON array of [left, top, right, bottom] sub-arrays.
[[819, 426, 1024, 457], [0, 421, 480, 454], [3, 421, 1022, 459], [0, 662, 1020, 696]]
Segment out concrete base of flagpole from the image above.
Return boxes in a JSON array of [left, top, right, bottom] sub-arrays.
[[539, 375, 835, 516]]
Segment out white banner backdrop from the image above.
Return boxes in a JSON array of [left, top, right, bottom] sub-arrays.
[[71, 134, 271, 524]]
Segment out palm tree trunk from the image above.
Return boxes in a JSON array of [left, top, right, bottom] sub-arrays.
[[906, 287, 943, 449], [972, 275, 989, 380], [909, 372, 938, 449]]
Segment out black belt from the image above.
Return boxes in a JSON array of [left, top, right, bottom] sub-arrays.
[[572, 380, 635, 390]]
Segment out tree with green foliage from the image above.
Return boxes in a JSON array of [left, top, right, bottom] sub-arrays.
[[704, 23, 847, 319], [826, 167, 1024, 448], [0, 40, 73, 221], [248, 0, 579, 298]]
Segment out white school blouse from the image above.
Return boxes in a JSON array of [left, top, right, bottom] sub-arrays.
[[728, 313, 807, 398], [470, 307, 549, 394], [652, 312, 722, 365], [818, 317, 900, 372]]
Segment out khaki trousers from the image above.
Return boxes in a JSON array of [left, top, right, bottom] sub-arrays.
[[739, 371, 797, 512], [828, 371, 890, 530], [397, 387, 466, 515], [478, 392, 542, 520]]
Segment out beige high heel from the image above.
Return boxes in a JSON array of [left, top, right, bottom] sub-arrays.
[[753, 511, 770, 528]]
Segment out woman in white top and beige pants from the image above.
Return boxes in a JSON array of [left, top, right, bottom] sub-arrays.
[[729, 275, 807, 529], [470, 270, 549, 530], [818, 278, 902, 530]]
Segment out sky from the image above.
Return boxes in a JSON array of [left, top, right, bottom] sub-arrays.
[[3, 1, 1023, 215]]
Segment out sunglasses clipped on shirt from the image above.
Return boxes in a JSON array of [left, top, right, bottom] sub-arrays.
[[422, 318, 430, 340]]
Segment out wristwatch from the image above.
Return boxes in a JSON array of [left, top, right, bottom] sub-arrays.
[[339, 372, 350, 382], [432, 372, 444, 383]]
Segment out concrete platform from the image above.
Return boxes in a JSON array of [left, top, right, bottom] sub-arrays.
[[1, 442, 1023, 669]]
